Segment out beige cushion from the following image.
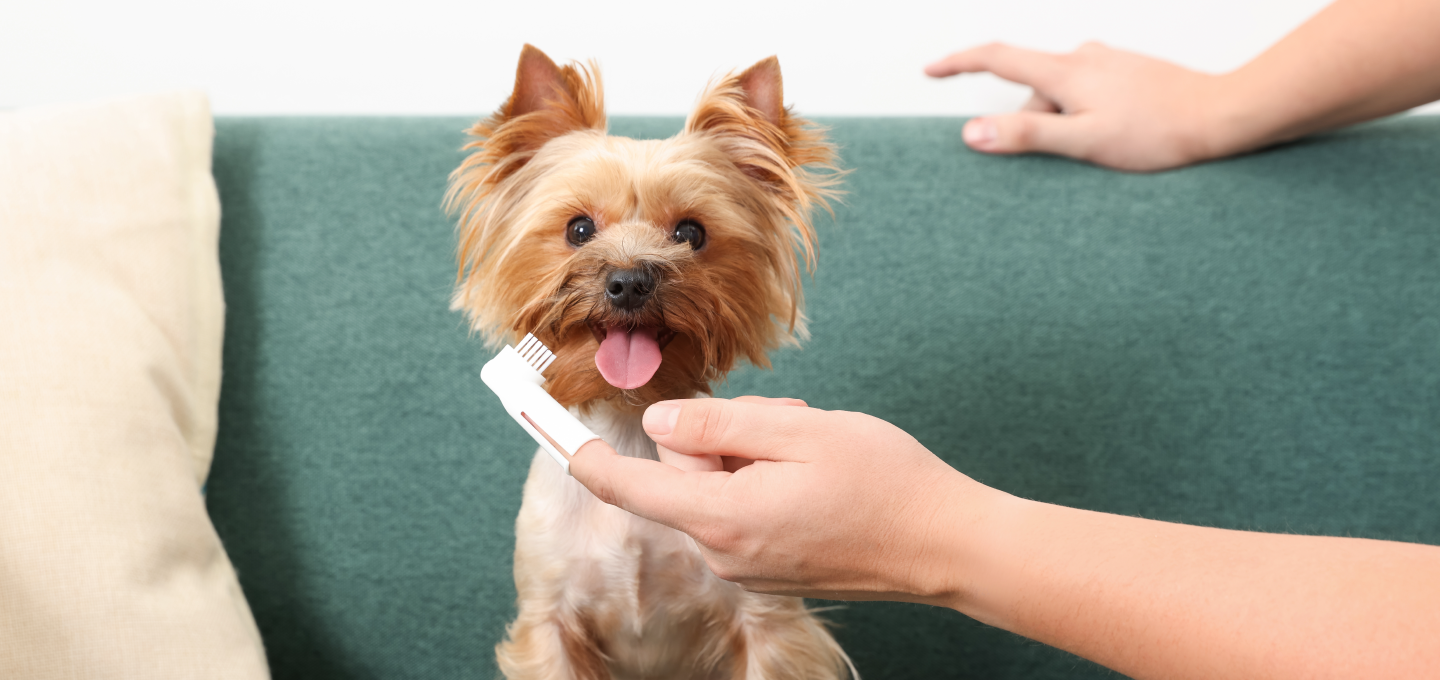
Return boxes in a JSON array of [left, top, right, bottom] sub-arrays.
[[0, 93, 268, 679]]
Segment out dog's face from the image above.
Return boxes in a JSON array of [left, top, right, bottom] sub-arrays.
[[449, 45, 838, 410]]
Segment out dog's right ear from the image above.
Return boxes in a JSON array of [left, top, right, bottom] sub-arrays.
[[498, 44, 605, 145], [505, 45, 601, 124], [455, 45, 605, 184]]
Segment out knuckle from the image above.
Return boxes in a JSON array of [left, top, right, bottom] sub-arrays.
[[1071, 119, 1108, 160], [976, 41, 1006, 60], [1007, 117, 1036, 148], [588, 471, 619, 507], [775, 410, 811, 447], [690, 403, 733, 450]]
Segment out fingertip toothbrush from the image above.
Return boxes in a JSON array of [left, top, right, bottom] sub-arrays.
[[480, 333, 603, 474]]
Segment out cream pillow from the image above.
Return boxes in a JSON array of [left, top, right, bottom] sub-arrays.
[[0, 93, 268, 679]]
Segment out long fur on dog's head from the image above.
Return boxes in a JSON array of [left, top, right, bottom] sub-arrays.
[[446, 45, 841, 410]]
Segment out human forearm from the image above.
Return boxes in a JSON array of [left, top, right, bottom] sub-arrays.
[[944, 494, 1440, 679], [1205, 0, 1440, 158]]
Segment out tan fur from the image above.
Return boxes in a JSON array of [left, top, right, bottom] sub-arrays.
[[447, 45, 852, 679]]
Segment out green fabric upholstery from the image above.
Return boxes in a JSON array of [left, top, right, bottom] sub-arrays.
[[207, 116, 1440, 679]]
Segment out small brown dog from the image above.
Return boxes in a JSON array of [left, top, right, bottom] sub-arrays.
[[447, 44, 851, 680]]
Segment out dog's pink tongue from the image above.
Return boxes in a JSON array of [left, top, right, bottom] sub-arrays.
[[595, 325, 662, 390]]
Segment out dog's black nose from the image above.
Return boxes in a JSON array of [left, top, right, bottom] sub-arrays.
[[605, 267, 656, 311]]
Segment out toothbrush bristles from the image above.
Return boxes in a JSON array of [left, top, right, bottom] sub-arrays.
[[517, 332, 556, 375]]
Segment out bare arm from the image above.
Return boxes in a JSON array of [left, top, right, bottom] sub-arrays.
[[958, 493, 1440, 679], [1211, 0, 1440, 155], [570, 398, 1440, 679], [925, 0, 1440, 171]]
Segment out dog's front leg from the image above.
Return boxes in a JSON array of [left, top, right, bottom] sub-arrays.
[[496, 607, 608, 680], [498, 452, 612, 680], [733, 594, 855, 680]]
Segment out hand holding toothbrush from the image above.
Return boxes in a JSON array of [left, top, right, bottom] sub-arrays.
[[569, 397, 1440, 680], [574, 397, 978, 602]]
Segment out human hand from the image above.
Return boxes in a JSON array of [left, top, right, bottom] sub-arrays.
[[926, 42, 1229, 172], [568, 396, 1005, 604]]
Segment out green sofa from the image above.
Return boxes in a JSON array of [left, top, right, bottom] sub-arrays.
[[205, 116, 1440, 679]]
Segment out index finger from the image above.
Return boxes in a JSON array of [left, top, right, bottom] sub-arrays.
[[925, 42, 1067, 91], [568, 439, 724, 531]]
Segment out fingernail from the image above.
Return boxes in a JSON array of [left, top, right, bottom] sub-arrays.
[[964, 118, 997, 148], [643, 401, 681, 436]]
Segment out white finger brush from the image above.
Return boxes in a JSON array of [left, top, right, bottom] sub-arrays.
[[480, 333, 603, 474]]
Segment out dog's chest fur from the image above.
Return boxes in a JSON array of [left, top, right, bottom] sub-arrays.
[[512, 401, 744, 677]]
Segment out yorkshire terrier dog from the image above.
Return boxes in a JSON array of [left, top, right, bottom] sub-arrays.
[[446, 45, 850, 679]]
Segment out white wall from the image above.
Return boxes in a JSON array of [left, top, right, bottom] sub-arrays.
[[4, 0, 1435, 117]]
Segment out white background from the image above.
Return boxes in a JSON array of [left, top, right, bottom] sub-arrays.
[[4, 0, 1436, 116]]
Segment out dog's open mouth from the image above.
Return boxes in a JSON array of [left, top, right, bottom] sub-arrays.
[[588, 322, 676, 390]]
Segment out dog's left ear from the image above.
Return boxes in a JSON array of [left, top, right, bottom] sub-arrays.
[[686, 56, 839, 268], [686, 56, 833, 188]]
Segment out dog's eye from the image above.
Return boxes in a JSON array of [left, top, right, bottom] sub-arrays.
[[566, 216, 597, 247], [672, 220, 706, 250]]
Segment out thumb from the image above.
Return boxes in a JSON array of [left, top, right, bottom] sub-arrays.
[[642, 398, 811, 462], [963, 112, 1092, 160]]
